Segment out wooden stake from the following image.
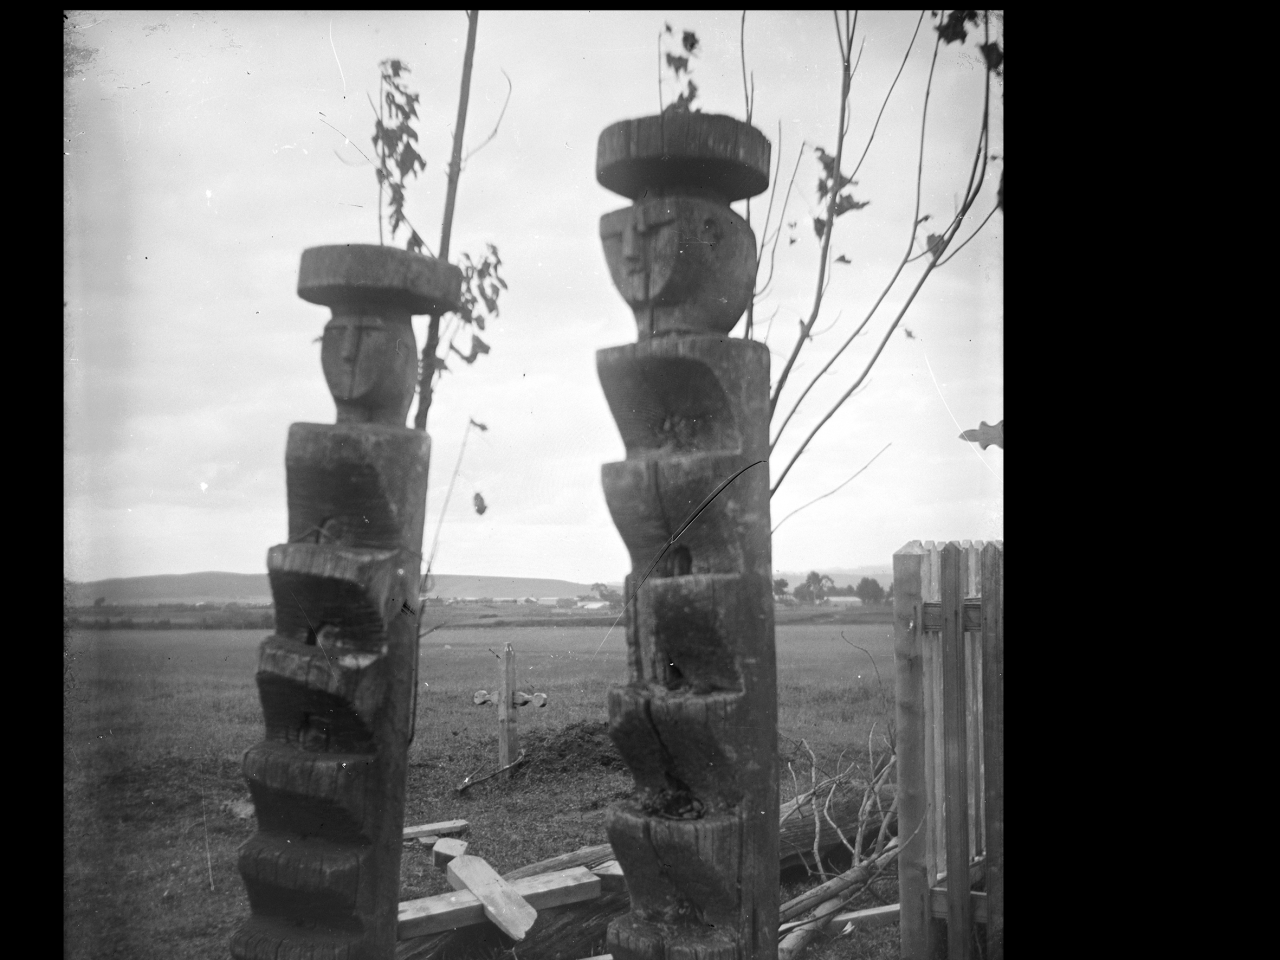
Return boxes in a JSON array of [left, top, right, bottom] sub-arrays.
[[498, 643, 517, 776]]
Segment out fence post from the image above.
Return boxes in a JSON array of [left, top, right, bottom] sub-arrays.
[[498, 643, 517, 777], [941, 542, 971, 960], [961, 540, 981, 862], [894, 541, 936, 960], [924, 540, 944, 881], [982, 541, 1004, 960]]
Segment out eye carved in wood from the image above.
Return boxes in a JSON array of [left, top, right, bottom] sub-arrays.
[[599, 196, 755, 338], [320, 311, 418, 425]]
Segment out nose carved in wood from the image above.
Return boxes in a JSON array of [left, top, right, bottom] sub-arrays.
[[320, 311, 418, 425], [595, 114, 779, 960], [600, 197, 756, 339], [231, 245, 460, 960]]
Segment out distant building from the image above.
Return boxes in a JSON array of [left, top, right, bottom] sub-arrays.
[[577, 601, 609, 610], [825, 595, 863, 605]]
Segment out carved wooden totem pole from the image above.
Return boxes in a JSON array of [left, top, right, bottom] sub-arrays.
[[231, 244, 461, 960], [596, 113, 780, 959]]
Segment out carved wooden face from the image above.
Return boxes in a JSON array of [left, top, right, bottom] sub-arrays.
[[600, 202, 679, 305], [320, 313, 416, 423], [600, 196, 756, 336]]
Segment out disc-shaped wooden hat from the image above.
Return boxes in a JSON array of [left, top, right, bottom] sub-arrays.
[[298, 244, 462, 315], [597, 113, 770, 203]]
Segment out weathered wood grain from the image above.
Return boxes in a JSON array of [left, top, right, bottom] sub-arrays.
[[595, 113, 777, 959], [596, 114, 771, 202], [286, 423, 432, 552], [893, 542, 937, 960], [982, 541, 1004, 960], [941, 542, 972, 960], [402, 820, 469, 841], [446, 855, 538, 940], [232, 246, 439, 959], [497, 643, 516, 775], [398, 866, 600, 940], [298, 244, 462, 316], [600, 196, 756, 338], [431, 837, 468, 870]]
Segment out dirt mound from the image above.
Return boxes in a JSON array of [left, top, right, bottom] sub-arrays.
[[512, 719, 623, 783]]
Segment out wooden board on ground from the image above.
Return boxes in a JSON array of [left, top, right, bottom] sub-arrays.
[[432, 837, 468, 870], [398, 865, 600, 940], [824, 902, 901, 932], [403, 819, 468, 841], [447, 855, 537, 940]]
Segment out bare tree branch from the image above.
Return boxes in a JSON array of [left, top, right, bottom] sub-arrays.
[[770, 88, 993, 498], [935, 203, 998, 267], [771, 441, 891, 534], [770, 26, 957, 495], [755, 140, 805, 301], [846, 10, 924, 184], [462, 68, 513, 165], [769, 13, 858, 417]]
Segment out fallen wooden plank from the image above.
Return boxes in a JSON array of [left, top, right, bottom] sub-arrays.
[[432, 837, 468, 870], [448, 855, 538, 940], [590, 860, 625, 893], [403, 819, 469, 841], [824, 902, 901, 931], [398, 866, 600, 940]]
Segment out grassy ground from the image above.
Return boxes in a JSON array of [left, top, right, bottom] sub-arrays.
[[64, 622, 900, 959]]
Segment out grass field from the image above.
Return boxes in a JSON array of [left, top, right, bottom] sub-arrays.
[[64, 621, 900, 959]]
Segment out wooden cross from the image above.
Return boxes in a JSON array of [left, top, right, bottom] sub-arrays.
[[471, 643, 547, 777]]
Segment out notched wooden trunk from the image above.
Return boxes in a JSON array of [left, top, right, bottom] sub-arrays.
[[233, 245, 440, 959], [595, 111, 777, 960]]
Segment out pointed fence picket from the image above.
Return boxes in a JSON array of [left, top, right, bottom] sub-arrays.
[[894, 540, 1003, 960]]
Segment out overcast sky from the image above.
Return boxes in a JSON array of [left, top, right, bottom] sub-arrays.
[[64, 10, 1002, 586]]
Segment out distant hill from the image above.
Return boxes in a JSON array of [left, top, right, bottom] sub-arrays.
[[68, 572, 273, 606], [67, 571, 612, 606]]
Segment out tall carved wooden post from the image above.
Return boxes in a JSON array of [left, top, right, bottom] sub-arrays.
[[231, 245, 461, 960], [595, 113, 779, 959]]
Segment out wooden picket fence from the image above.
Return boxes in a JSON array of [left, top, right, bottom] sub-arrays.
[[893, 540, 1003, 960]]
